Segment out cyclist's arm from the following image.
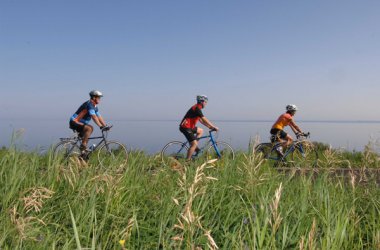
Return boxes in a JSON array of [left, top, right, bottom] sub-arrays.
[[98, 116, 107, 127], [91, 115, 104, 128], [200, 117, 219, 131], [289, 120, 302, 134]]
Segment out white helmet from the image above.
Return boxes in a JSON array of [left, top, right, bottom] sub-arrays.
[[286, 104, 298, 112], [196, 95, 208, 103], [89, 90, 103, 98]]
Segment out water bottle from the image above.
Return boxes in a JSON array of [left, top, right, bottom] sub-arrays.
[[89, 144, 96, 151]]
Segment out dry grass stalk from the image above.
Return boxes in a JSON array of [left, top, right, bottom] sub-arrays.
[[9, 205, 46, 240], [299, 236, 305, 250], [119, 217, 135, 248], [322, 147, 351, 168], [172, 159, 219, 249], [57, 164, 79, 189], [375, 230, 380, 250], [307, 218, 316, 250], [349, 171, 356, 190], [169, 158, 185, 174], [21, 187, 54, 214], [90, 173, 121, 194], [269, 183, 283, 233]]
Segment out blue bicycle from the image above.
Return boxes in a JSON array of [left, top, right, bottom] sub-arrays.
[[255, 132, 318, 168], [161, 129, 235, 165]]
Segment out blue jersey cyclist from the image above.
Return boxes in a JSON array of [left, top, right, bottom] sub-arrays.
[[69, 90, 108, 154], [180, 95, 219, 160]]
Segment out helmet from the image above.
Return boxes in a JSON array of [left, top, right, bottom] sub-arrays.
[[89, 90, 103, 98], [196, 95, 208, 103], [286, 104, 298, 112]]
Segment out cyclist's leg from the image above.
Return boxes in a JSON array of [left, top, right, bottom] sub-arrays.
[[195, 127, 203, 154], [180, 127, 198, 160], [196, 127, 203, 138], [81, 124, 93, 149], [283, 134, 293, 148], [187, 140, 198, 160], [270, 129, 286, 156], [70, 120, 91, 150]]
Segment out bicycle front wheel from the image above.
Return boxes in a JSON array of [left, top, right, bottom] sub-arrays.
[[53, 140, 81, 164], [291, 141, 318, 167], [207, 141, 235, 161], [161, 141, 189, 166], [97, 141, 128, 169]]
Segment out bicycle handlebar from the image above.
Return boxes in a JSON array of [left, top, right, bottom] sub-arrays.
[[296, 132, 310, 139], [101, 125, 113, 132]]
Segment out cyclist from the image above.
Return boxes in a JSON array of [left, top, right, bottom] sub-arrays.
[[69, 90, 108, 158], [180, 95, 219, 160], [270, 104, 304, 156]]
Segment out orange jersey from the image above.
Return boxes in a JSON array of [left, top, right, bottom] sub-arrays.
[[272, 113, 293, 130]]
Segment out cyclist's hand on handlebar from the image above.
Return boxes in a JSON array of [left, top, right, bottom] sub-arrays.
[[296, 132, 310, 138], [100, 125, 112, 131], [210, 126, 219, 132]]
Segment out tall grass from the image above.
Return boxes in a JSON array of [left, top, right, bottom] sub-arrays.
[[0, 146, 379, 249]]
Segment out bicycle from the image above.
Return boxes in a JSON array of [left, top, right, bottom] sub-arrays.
[[255, 132, 318, 167], [53, 125, 128, 169], [161, 129, 235, 166]]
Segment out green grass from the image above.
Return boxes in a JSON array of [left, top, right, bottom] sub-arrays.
[[0, 146, 379, 249]]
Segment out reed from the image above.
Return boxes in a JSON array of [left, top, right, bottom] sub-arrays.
[[0, 146, 379, 249]]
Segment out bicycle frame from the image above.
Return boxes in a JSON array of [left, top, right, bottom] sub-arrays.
[[268, 139, 306, 161], [59, 129, 111, 156], [175, 130, 222, 158]]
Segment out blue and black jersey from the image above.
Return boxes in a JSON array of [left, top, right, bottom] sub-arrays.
[[70, 100, 101, 125]]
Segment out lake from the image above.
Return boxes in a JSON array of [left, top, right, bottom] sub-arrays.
[[1, 120, 380, 154]]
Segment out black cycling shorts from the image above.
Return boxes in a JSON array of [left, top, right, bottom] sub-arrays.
[[180, 126, 198, 143], [69, 120, 85, 137], [270, 128, 288, 142]]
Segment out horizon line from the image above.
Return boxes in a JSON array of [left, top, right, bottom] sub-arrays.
[[3, 118, 380, 124]]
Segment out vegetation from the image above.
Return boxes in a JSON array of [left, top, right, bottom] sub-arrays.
[[0, 143, 379, 249]]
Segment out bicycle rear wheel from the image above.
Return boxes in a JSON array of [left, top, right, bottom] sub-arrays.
[[255, 143, 284, 167], [161, 141, 188, 166], [291, 141, 318, 167], [207, 141, 235, 161], [97, 141, 128, 170], [53, 140, 81, 164]]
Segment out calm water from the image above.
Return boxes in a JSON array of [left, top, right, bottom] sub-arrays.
[[1, 120, 380, 154]]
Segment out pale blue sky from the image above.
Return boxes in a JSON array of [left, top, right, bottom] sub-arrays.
[[1, 0, 380, 122]]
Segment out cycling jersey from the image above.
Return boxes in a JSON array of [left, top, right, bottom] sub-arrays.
[[70, 100, 101, 125], [180, 104, 204, 129], [272, 113, 293, 130]]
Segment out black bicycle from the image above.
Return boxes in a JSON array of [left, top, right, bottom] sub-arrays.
[[53, 125, 128, 168], [255, 132, 318, 167]]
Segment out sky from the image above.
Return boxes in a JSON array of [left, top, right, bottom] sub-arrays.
[[1, 0, 380, 123]]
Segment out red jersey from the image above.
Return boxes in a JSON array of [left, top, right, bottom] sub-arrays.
[[180, 104, 204, 129]]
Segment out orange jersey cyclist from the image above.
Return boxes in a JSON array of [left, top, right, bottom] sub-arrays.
[[270, 104, 304, 156], [180, 95, 219, 160], [69, 90, 108, 155]]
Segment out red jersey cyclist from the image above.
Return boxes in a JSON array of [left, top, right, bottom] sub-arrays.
[[180, 95, 219, 160], [69, 90, 109, 157], [270, 104, 304, 156]]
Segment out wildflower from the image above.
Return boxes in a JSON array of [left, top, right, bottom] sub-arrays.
[[119, 239, 126, 247]]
